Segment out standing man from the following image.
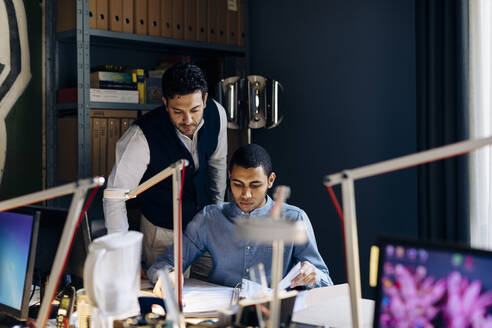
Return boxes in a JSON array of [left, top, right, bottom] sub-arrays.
[[103, 63, 227, 277]]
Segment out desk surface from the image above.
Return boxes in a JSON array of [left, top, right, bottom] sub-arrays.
[[292, 284, 374, 327], [142, 279, 374, 327]]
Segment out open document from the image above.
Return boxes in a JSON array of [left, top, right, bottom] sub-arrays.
[[239, 262, 302, 298]]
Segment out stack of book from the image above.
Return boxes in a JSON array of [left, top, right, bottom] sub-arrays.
[[91, 70, 140, 104], [57, 69, 147, 104]]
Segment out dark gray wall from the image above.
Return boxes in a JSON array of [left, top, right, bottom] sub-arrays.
[[249, 0, 418, 298], [0, 0, 42, 200]]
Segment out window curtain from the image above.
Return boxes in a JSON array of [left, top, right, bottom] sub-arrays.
[[469, 0, 492, 249], [416, 0, 470, 243]]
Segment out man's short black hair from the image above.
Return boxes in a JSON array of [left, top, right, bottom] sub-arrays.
[[229, 144, 273, 176], [161, 63, 208, 100]]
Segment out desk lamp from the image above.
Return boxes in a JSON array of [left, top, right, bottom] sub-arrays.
[[0, 177, 105, 328], [236, 186, 307, 328], [103, 159, 189, 308], [323, 135, 492, 328]]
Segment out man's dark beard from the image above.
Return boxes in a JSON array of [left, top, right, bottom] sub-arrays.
[[174, 117, 203, 134], [179, 123, 198, 129]]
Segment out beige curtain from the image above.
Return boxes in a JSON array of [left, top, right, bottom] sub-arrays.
[[469, 0, 492, 248]]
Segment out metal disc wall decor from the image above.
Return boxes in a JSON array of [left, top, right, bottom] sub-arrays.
[[217, 75, 283, 130]]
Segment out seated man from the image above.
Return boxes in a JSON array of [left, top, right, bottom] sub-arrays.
[[148, 144, 333, 295]]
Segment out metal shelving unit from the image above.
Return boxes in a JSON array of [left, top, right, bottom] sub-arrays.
[[57, 29, 247, 54], [55, 102, 158, 111], [45, 0, 250, 190]]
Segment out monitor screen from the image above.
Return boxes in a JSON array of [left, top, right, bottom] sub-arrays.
[[0, 209, 39, 320], [31, 206, 91, 287], [374, 238, 492, 328]]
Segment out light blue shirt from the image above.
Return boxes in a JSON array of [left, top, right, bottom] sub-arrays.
[[147, 196, 333, 288]]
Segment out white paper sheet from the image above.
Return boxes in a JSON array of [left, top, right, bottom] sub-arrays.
[[181, 279, 234, 317], [278, 262, 302, 290], [239, 278, 271, 299], [240, 262, 303, 299]]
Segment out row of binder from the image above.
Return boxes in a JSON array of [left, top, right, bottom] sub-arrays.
[[57, 0, 246, 47], [57, 110, 138, 181]]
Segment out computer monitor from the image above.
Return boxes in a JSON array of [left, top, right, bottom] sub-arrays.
[[0, 208, 40, 321], [373, 237, 492, 328], [30, 206, 92, 291]]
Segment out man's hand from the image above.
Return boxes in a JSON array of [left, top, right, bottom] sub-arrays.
[[153, 277, 164, 298], [152, 270, 183, 298], [290, 261, 317, 288]]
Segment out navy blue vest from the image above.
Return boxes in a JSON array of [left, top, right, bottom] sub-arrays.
[[135, 98, 221, 229]]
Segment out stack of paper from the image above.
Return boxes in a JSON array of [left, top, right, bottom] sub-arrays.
[[181, 279, 234, 317]]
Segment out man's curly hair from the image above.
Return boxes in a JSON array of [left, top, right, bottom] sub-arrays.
[[229, 144, 273, 176], [161, 63, 208, 100]]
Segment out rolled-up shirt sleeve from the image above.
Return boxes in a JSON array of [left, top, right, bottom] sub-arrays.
[[103, 125, 150, 234], [208, 100, 228, 203], [293, 210, 333, 287]]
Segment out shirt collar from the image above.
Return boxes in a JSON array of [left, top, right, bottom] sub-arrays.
[[225, 195, 274, 220]]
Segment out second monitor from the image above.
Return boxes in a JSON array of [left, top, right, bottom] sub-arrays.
[[31, 205, 92, 293]]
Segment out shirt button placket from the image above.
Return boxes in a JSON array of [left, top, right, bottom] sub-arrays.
[[242, 212, 250, 278], [243, 242, 248, 279]]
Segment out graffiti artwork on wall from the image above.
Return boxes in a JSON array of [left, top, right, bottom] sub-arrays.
[[0, 0, 31, 184]]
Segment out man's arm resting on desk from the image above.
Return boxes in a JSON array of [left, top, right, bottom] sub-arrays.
[[147, 209, 210, 284], [103, 125, 150, 233]]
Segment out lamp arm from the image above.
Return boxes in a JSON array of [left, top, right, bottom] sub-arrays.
[[0, 177, 104, 212], [128, 159, 189, 199], [102, 159, 189, 310], [324, 136, 492, 186], [270, 185, 290, 328], [103, 159, 190, 200], [323, 135, 492, 328]]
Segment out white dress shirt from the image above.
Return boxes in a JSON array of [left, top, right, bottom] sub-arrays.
[[103, 100, 228, 234]]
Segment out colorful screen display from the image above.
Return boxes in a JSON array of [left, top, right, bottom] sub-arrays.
[[376, 241, 492, 327], [0, 212, 34, 311]]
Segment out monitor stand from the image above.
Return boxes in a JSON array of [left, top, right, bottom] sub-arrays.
[[0, 313, 27, 328], [28, 303, 59, 321]]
